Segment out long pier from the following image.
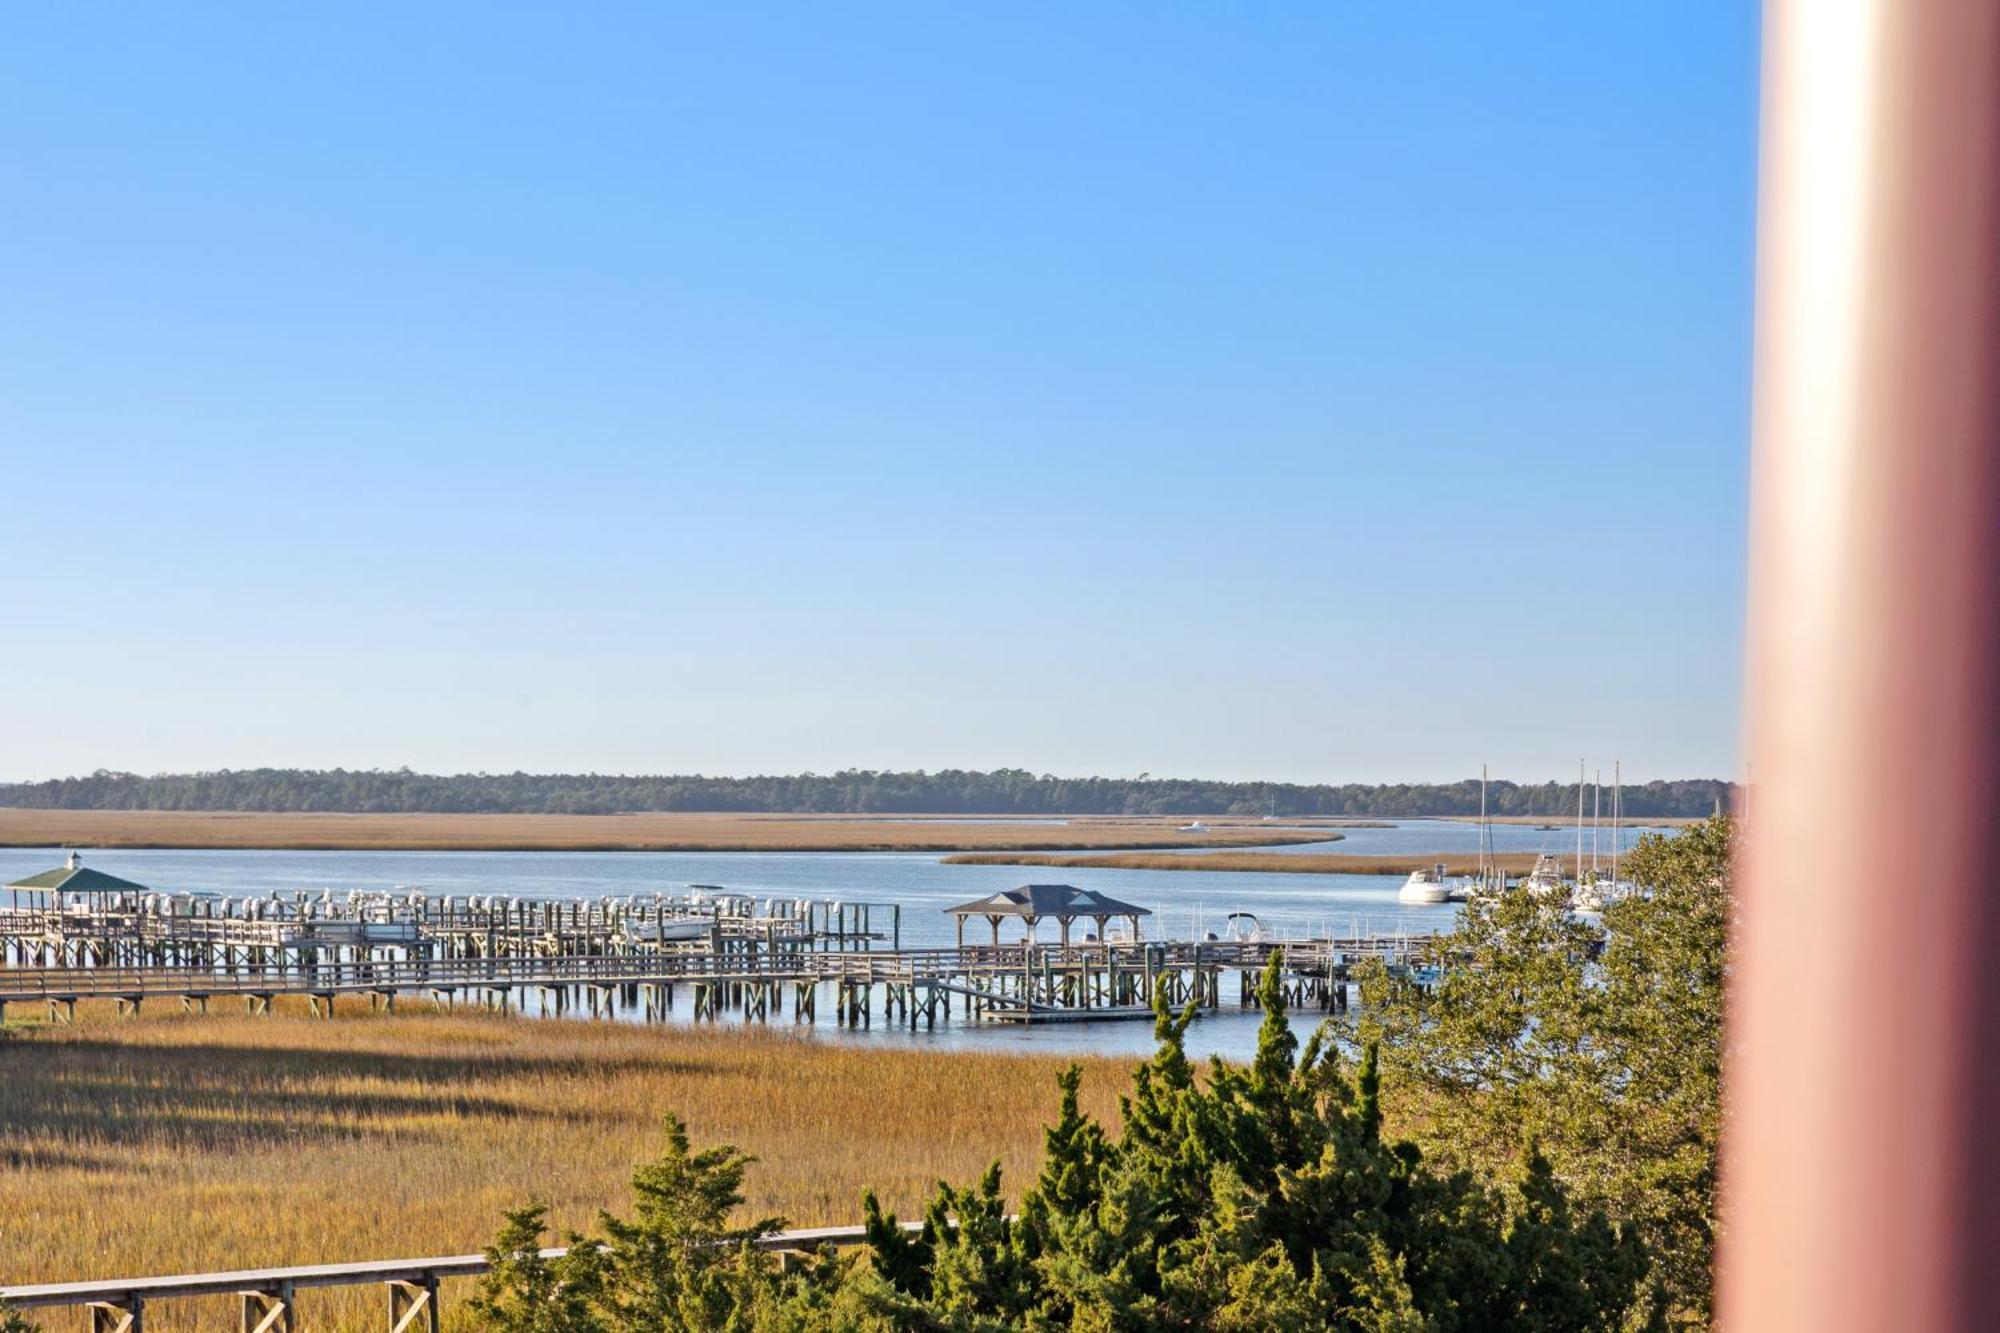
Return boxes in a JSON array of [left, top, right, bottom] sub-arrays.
[[0, 875, 1447, 1028], [0, 934, 1438, 1027]]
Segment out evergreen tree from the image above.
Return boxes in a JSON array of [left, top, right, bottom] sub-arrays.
[[471, 942, 1662, 1332], [590, 1114, 785, 1333], [858, 1189, 932, 1299], [1027, 1065, 1111, 1225], [464, 1204, 604, 1333], [916, 1162, 1034, 1324]]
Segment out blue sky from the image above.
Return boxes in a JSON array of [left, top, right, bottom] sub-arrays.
[[0, 5, 1757, 784]]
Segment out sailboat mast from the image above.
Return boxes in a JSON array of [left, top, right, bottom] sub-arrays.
[[1613, 759, 1622, 888], [1575, 759, 1585, 883], [1479, 763, 1489, 888], [1592, 768, 1608, 872]]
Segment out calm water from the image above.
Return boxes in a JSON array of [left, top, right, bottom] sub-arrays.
[[0, 820, 1651, 1062]]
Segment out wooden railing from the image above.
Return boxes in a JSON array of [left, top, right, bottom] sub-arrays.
[[0, 1223, 903, 1330], [0, 950, 815, 1004], [0, 937, 1437, 1011]]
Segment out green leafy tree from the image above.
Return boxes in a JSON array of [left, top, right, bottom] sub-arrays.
[[1591, 820, 1728, 1318], [1363, 817, 1730, 1325]]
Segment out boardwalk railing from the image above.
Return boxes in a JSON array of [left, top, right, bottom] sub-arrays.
[[0, 950, 823, 1005], [0, 1223, 905, 1330], [0, 938, 1442, 1031], [0, 937, 1432, 1005]]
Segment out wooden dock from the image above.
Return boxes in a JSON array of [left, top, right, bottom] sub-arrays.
[[0, 934, 1439, 1028], [0, 877, 1448, 1029], [0, 890, 898, 969]]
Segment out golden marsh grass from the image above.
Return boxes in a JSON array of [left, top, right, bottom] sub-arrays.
[[0, 1005, 1129, 1330], [939, 849, 1567, 876], [0, 809, 1338, 853]]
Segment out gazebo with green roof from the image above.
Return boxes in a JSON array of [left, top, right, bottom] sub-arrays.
[[6, 851, 151, 912]]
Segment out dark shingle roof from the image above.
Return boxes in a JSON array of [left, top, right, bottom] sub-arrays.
[[944, 883, 1151, 919]]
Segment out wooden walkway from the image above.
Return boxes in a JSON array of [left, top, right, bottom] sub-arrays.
[[0, 936, 1440, 1026], [0, 1222, 911, 1331], [0, 892, 901, 969]]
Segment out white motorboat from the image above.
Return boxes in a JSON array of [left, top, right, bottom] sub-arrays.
[[1180, 820, 1211, 833], [641, 916, 715, 943], [1399, 864, 1452, 905]]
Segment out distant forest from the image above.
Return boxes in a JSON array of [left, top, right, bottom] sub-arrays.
[[0, 768, 1735, 819]]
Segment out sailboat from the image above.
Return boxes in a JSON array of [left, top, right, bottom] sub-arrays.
[[1571, 765, 1610, 912], [1441, 766, 1496, 901], [1463, 764, 1498, 900], [1570, 761, 1632, 911]]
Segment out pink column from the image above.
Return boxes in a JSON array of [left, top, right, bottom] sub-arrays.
[[1727, 1, 2000, 1327]]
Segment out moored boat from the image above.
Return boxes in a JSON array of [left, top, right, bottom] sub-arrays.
[[1521, 852, 1567, 898], [1399, 864, 1452, 904]]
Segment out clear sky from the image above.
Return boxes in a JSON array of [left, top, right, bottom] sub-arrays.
[[0, 5, 1757, 785]]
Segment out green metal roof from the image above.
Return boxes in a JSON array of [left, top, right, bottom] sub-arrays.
[[6, 863, 150, 894]]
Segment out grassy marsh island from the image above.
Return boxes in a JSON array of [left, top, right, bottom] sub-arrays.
[[940, 849, 1564, 876], [0, 810, 1340, 854]]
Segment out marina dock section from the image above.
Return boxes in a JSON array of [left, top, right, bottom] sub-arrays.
[[0, 855, 1443, 1029]]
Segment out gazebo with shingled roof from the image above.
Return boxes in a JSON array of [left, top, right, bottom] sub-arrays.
[[943, 883, 1151, 950]]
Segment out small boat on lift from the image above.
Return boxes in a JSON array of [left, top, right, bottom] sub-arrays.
[[1224, 911, 1266, 942], [645, 917, 715, 943]]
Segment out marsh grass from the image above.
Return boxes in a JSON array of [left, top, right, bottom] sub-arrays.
[[0, 809, 1334, 853], [939, 849, 1565, 875], [0, 1004, 1129, 1330]]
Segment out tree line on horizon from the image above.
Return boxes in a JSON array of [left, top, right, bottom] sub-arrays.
[[0, 768, 1733, 819]]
